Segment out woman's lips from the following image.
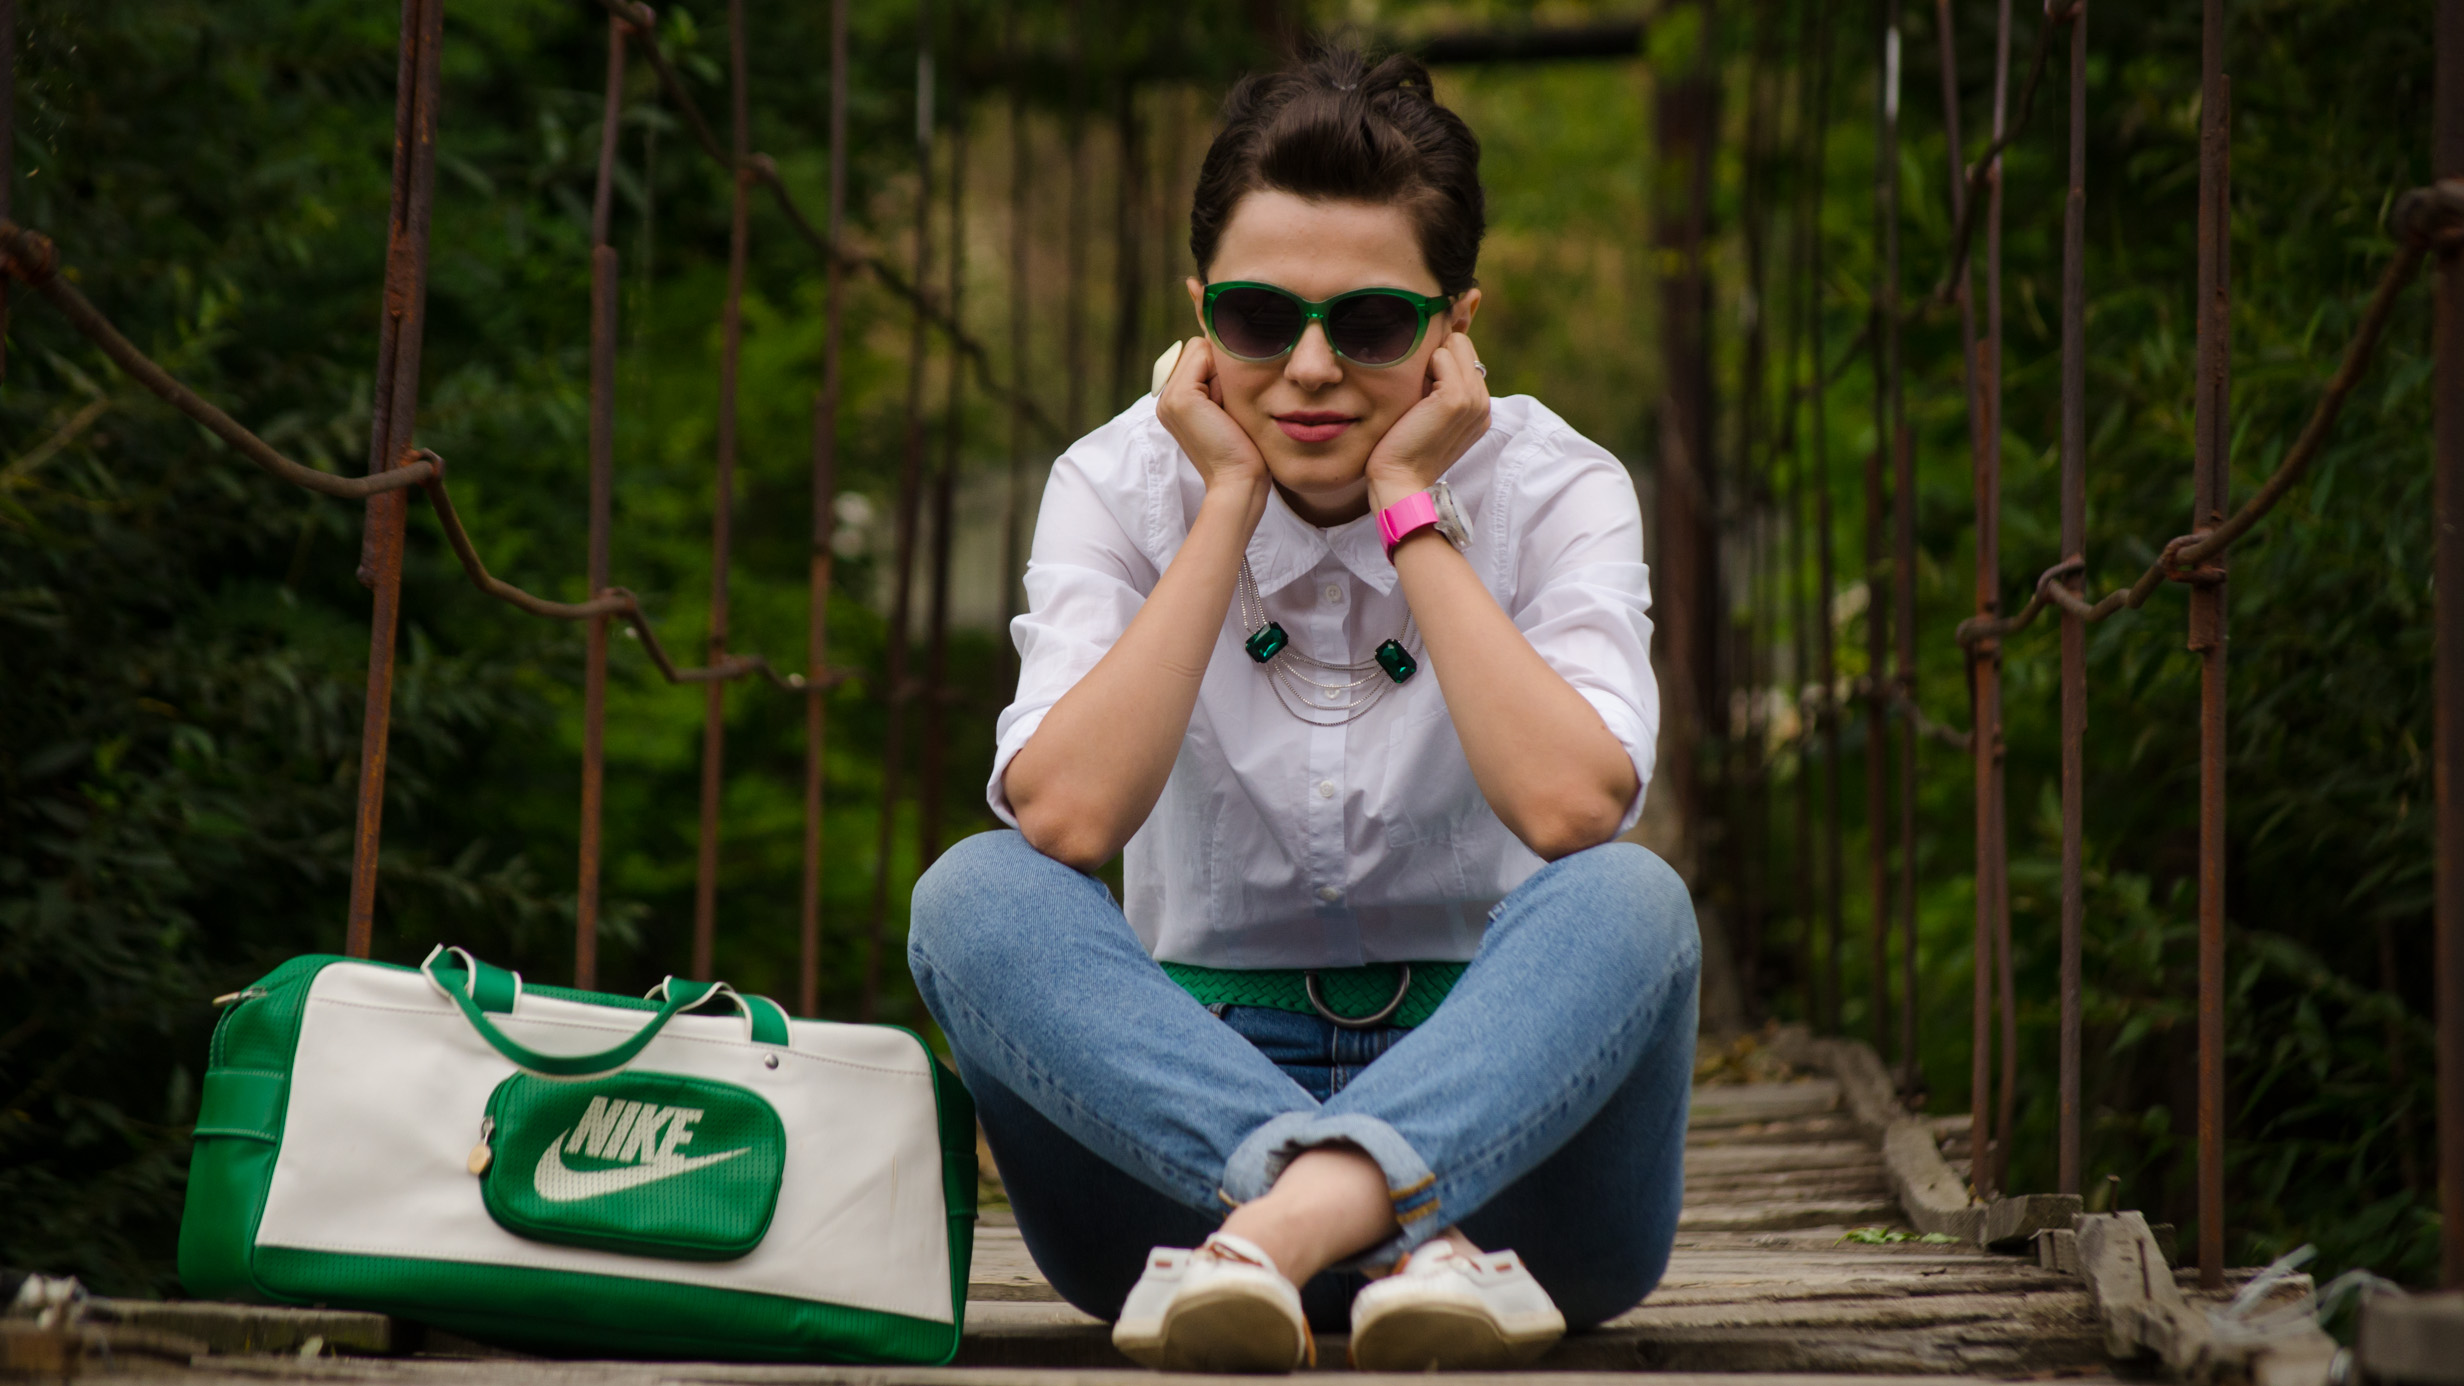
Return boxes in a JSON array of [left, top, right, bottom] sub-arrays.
[[1274, 412, 1357, 444]]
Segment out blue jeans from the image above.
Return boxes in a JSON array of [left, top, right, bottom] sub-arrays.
[[908, 830, 1699, 1331]]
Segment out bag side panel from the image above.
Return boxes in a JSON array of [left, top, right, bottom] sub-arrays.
[[929, 1052, 980, 1364], [177, 1131, 287, 1302], [179, 955, 358, 1301], [254, 1248, 961, 1365]]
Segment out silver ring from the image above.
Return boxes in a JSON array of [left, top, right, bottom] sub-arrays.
[[1305, 965, 1413, 1029], [1472, 362, 1488, 378]]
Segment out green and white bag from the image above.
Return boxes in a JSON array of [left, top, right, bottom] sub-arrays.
[[178, 946, 977, 1363]]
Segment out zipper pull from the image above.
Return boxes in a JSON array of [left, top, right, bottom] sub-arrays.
[[467, 1115, 495, 1176]]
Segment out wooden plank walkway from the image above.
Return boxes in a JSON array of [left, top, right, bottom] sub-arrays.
[[73, 1076, 2240, 1384], [958, 1078, 2113, 1376]]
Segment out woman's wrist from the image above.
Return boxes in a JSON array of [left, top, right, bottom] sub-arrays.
[[1197, 472, 1268, 519], [1365, 471, 1430, 515]]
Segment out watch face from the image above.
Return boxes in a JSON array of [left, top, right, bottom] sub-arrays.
[[1430, 481, 1471, 550]]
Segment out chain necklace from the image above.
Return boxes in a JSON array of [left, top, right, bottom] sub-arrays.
[[1235, 559, 1420, 726]]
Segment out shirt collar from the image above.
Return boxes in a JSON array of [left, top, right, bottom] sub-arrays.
[[1245, 488, 1399, 596]]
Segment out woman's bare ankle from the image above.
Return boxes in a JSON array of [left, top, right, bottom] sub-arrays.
[[1217, 1146, 1399, 1287]]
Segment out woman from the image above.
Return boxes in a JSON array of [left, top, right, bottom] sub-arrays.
[[908, 46, 1698, 1374]]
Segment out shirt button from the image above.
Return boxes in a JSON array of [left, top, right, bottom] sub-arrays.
[[1317, 780, 1337, 798], [1323, 583, 1345, 605], [1322, 686, 1340, 700], [1316, 886, 1342, 902]]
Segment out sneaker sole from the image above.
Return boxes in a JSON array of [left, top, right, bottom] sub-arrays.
[[1114, 1283, 1308, 1374], [1349, 1303, 1561, 1372]]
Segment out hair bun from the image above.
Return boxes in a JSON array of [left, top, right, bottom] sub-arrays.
[[1188, 45, 1485, 297]]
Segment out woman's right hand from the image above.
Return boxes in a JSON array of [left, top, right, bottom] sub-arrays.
[[1154, 336, 1271, 526], [1008, 336, 1271, 871]]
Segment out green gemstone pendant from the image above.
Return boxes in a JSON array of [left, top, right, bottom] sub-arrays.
[[1245, 622, 1290, 663], [1374, 640, 1418, 684]]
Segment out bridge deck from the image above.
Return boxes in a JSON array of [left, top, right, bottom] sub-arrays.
[[956, 1078, 2112, 1377], [54, 1074, 2185, 1385]]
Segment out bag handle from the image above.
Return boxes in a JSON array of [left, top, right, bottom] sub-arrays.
[[428, 946, 521, 1014], [422, 946, 715, 1079], [646, 976, 792, 1047]]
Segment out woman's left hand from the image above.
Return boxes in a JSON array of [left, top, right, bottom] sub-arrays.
[[1363, 330, 1491, 508]]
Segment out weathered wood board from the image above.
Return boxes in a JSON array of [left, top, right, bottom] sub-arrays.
[[59, 1079, 2136, 1383]]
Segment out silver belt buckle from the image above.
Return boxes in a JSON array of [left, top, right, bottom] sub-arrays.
[[1304, 964, 1413, 1029]]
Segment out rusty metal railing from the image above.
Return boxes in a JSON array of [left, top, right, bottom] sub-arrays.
[[1735, 0, 2463, 1288], [0, 0, 1051, 1017], [9, 0, 2461, 1290], [1783, 0, 2464, 1287], [2434, 0, 2464, 1292]]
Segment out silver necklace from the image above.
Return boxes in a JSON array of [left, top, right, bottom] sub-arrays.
[[1235, 559, 1420, 726]]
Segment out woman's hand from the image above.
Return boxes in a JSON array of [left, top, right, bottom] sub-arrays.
[[1155, 336, 1271, 528], [1007, 337, 1268, 871], [1363, 330, 1491, 510]]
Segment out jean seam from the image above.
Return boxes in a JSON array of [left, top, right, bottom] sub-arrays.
[[914, 948, 1256, 1210]]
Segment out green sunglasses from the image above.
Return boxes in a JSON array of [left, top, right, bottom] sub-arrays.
[[1201, 281, 1456, 367]]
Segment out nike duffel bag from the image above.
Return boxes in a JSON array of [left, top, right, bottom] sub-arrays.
[[177, 946, 977, 1363]]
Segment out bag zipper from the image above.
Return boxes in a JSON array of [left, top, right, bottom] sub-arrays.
[[467, 1115, 496, 1176]]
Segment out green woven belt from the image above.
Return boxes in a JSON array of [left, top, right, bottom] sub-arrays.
[[1161, 961, 1466, 1029]]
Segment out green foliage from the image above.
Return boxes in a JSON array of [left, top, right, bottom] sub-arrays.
[[1741, 0, 2440, 1284], [0, 0, 2443, 1300]]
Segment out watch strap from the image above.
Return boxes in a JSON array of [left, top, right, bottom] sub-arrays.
[[1376, 489, 1442, 558]]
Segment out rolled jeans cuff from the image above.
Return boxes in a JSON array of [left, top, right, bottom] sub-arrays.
[[1221, 1112, 1446, 1264]]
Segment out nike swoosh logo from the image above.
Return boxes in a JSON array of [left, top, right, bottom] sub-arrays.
[[532, 1135, 749, 1202]]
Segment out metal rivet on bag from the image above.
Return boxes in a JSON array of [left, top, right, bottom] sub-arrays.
[[764, 1053, 780, 1070]]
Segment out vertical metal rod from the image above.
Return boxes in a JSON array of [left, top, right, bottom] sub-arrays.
[[0, 0, 14, 381], [578, 15, 627, 991], [1934, 0, 1992, 1198], [1785, 11, 1818, 1028], [1063, 0, 1088, 441], [2192, 0, 2232, 1291], [1985, 0, 2017, 1199], [863, 0, 937, 1021], [693, 0, 754, 982], [1890, 267, 1918, 1073], [920, 19, 967, 868], [1809, 2, 1844, 1035], [998, 0, 1030, 700], [801, 0, 852, 1019], [1654, 0, 1719, 902], [2435, 0, 2464, 1293], [346, 0, 444, 960], [1866, 0, 1899, 1061], [1156, 82, 1187, 360], [1737, 0, 1776, 1017], [2057, 0, 2090, 1199], [1110, 81, 1145, 413]]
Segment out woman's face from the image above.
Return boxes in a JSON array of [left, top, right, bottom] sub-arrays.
[[1188, 190, 1480, 525]]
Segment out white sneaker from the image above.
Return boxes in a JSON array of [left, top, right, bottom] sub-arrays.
[[1111, 1231, 1314, 1373], [1348, 1240, 1567, 1371]]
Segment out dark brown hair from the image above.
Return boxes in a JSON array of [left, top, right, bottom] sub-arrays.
[[1188, 47, 1485, 297]]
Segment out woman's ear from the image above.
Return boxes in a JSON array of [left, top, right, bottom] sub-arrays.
[[1450, 286, 1483, 332], [1186, 276, 1207, 330]]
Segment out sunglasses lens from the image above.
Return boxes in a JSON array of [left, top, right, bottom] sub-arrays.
[[1211, 288, 1304, 360], [1327, 294, 1424, 365]]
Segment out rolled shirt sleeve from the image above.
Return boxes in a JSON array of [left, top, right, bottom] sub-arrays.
[[986, 437, 1162, 827], [1494, 431, 1660, 836]]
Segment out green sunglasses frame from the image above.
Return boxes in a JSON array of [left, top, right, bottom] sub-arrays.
[[1200, 281, 1456, 366]]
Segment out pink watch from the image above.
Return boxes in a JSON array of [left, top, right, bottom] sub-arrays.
[[1375, 481, 1470, 560]]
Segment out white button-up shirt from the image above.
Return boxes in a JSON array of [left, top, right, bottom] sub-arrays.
[[989, 393, 1659, 970]]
